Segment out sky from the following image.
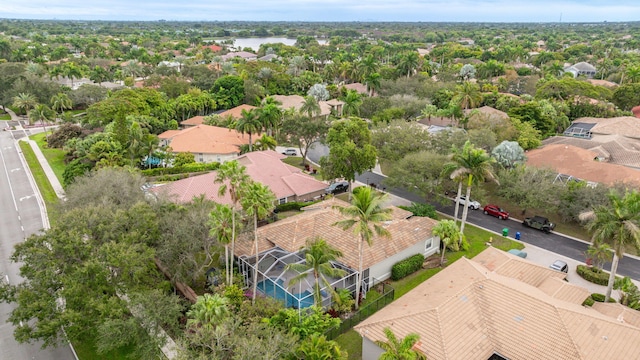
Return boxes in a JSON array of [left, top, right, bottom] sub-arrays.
[[3, 0, 640, 23]]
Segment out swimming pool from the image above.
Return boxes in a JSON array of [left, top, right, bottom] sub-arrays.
[[257, 278, 314, 309]]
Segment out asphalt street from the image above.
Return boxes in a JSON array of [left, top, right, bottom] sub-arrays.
[[306, 142, 640, 281], [0, 123, 75, 360]]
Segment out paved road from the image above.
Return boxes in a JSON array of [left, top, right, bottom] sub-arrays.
[[306, 142, 640, 280], [0, 125, 75, 360]]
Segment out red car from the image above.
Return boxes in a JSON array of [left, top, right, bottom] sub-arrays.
[[483, 204, 509, 220]]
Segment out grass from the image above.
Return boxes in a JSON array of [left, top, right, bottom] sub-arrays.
[[31, 133, 66, 185], [281, 156, 323, 180], [18, 141, 60, 223], [72, 337, 136, 360], [335, 330, 363, 360], [0, 114, 10, 120]]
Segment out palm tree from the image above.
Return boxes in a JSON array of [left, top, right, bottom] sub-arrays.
[[579, 190, 640, 302], [28, 104, 54, 140], [625, 65, 640, 84], [235, 109, 261, 152], [432, 219, 465, 265], [420, 104, 438, 124], [186, 293, 229, 332], [254, 134, 277, 151], [208, 203, 236, 286], [258, 98, 282, 136], [300, 95, 321, 120], [586, 243, 613, 271], [239, 180, 276, 303], [12, 93, 37, 117], [342, 90, 362, 117], [50, 92, 72, 121], [215, 160, 250, 285], [396, 52, 420, 78], [453, 81, 482, 110], [446, 141, 497, 238], [285, 238, 347, 307], [333, 186, 392, 309], [295, 334, 348, 360], [375, 327, 426, 360], [364, 72, 381, 97]]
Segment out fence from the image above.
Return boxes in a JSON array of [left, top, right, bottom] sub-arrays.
[[324, 282, 395, 340]]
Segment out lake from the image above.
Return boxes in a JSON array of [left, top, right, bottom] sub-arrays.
[[231, 37, 328, 51]]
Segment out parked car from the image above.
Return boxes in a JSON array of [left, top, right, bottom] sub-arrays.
[[549, 260, 569, 273], [507, 249, 528, 258], [325, 181, 349, 195], [282, 148, 297, 156], [523, 215, 555, 233], [483, 204, 510, 220], [455, 195, 480, 210]]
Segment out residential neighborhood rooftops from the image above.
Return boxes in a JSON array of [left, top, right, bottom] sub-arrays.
[[158, 124, 249, 155], [356, 247, 640, 360], [217, 104, 258, 119], [573, 116, 640, 139]]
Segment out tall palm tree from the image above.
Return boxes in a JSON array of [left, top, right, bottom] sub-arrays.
[[28, 104, 55, 140], [364, 72, 381, 97], [579, 190, 640, 302], [186, 293, 229, 332], [453, 81, 482, 110], [239, 180, 276, 303], [397, 52, 420, 78], [215, 160, 250, 285], [333, 186, 392, 309], [208, 203, 236, 286], [342, 90, 362, 117], [300, 95, 321, 120], [12, 93, 37, 117], [375, 327, 426, 360], [258, 98, 282, 136], [50, 92, 72, 122], [254, 134, 277, 151], [432, 219, 465, 265], [285, 238, 347, 307], [235, 109, 261, 152], [446, 141, 497, 237]]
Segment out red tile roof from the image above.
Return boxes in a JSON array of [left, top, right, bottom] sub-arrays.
[[158, 125, 249, 155]]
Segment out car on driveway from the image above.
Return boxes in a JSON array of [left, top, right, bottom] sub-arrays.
[[455, 195, 481, 210], [523, 215, 555, 233], [282, 148, 297, 156], [483, 204, 509, 220], [549, 260, 569, 273], [325, 181, 349, 195]]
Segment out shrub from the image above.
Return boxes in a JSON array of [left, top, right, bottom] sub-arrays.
[[582, 296, 595, 307], [391, 254, 425, 281], [399, 202, 438, 219], [590, 293, 616, 303], [576, 265, 621, 286], [275, 199, 321, 212], [141, 162, 220, 176]]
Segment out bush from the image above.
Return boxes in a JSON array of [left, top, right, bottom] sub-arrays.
[[275, 199, 321, 212], [399, 202, 438, 219], [141, 162, 220, 176], [590, 293, 617, 303], [576, 265, 621, 286], [391, 254, 425, 281], [582, 296, 595, 307]]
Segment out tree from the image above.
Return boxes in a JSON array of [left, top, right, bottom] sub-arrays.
[[208, 203, 236, 286], [333, 186, 392, 309], [459, 64, 476, 81], [254, 134, 277, 151], [285, 238, 347, 307], [396, 52, 420, 78], [364, 72, 381, 97], [186, 293, 229, 332], [375, 327, 426, 360], [239, 181, 276, 303], [12, 92, 37, 116], [211, 75, 244, 109], [258, 96, 282, 136], [432, 219, 465, 265], [300, 95, 321, 119], [281, 111, 329, 166], [446, 141, 497, 238], [491, 140, 526, 168], [371, 120, 431, 162], [452, 81, 482, 110], [308, 83, 330, 102], [28, 103, 54, 138], [236, 108, 261, 151], [586, 243, 613, 271], [579, 190, 640, 302], [342, 89, 363, 117], [320, 118, 378, 197], [50, 92, 73, 120], [385, 150, 450, 201], [215, 160, 249, 285], [295, 334, 348, 360]]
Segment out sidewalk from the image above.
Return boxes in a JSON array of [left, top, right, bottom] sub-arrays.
[[18, 138, 66, 200]]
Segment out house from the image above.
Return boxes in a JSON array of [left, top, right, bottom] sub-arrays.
[[179, 116, 206, 128], [158, 125, 249, 163], [202, 44, 222, 53], [341, 82, 369, 95], [258, 54, 280, 62], [525, 143, 640, 186], [564, 62, 597, 78], [179, 105, 258, 128], [154, 150, 327, 205], [220, 51, 258, 61], [271, 95, 343, 119], [234, 197, 440, 307], [356, 247, 640, 360]]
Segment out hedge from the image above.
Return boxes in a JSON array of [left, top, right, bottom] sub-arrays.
[[141, 162, 220, 176], [591, 293, 617, 303], [274, 200, 322, 213], [576, 265, 621, 286], [391, 254, 425, 281]]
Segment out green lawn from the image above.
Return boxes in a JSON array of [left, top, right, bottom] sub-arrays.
[[281, 156, 323, 180], [18, 141, 60, 222], [31, 133, 66, 184], [335, 330, 363, 360], [0, 114, 10, 120], [72, 337, 136, 360]]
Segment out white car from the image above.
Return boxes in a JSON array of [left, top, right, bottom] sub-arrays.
[[455, 195, 481, 210], [281, 148, 297, 156]]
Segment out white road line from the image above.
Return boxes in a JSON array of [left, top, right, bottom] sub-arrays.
[[0, 144, 20, 212], [4, 274, 9, 284]]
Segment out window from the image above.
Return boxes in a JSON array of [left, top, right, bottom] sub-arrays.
[[278, 198, 287, 205], [425, 238, 433, 251]]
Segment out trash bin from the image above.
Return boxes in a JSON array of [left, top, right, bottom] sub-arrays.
[[502, 228, 509, 237], [515, 231, 521, 240]]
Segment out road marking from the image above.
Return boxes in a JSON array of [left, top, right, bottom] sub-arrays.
[[10, 168, 21, 172], [4, 274, 8, 284], [19, 195, 34, 201], [0, 144, 19, 212]]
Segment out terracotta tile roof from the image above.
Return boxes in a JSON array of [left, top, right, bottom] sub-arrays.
[[587, 79, 618, 88], [202, 44, 222, 52], [218, 104, 258, 120], [356, 247, 640, 360], [233, 198, 438, 270], [573, 116, 640, 139], [463, 105, 509, 120], [271, 95, 333, 117], [180, 116, 205, 126], [342, 82, 368, 95], [526, 143, 640, 186], [157, 125, 248, 155], [592, 302, 640, 328], [543, 135, 640, 168], [153, 150, 327, 204]]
